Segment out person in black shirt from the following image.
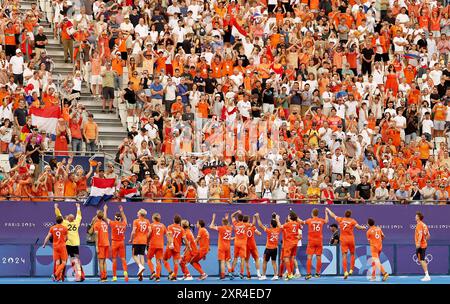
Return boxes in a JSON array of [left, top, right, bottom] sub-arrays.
[[152, 105, 164, 141], [34, 26, 47, 58], [417, 33, 427, 50], [356, 176, 372, 202], [13, 100, 28, 128], [26, 135, 41, 166], [193, 73, 206, 92], [250, 93, 262, 118], [329, 224, 340, 245], [129, 7, 141, 27], [262, 82, 275, 113], [204, 70, 217, 95], [122, 82, 136, 116], [361, 42, 375, 76]]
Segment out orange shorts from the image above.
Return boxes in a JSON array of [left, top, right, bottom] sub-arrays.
[[246, 246, 259, 260], [53, 246, 68, 261], [191, 250, 208, 263], [306, 242, 323, 255], [148, 247, 164, 260], [218, 248, 231, 261], [163, 248, 181, 261], [370, 246, 382, 259], [97, 246, 110, 259], [181, 251, 195, 264], [340, 241, 355, 254], [112, 241, 125, 258], [282, 243, 297, 258], [234, 245, 247, 259]]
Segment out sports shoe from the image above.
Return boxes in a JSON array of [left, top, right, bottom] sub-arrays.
[[246, 275, 251, 280], [51, 274, 58, 282], [170, 276, 177, 281], [137, 265, 145, 277], [369, 276, 377, 282], [111, 276, 117, 282], [344, 271, 349, 280], [199, 273, 208, 281], [138, 274, 143, 281], [271, 275, 279, 281], [314, 274, 321, 278], [100, 278, 108, 283], [228, 272, 234, 280], [421, 275, 431, 282], [155, 277, 160, 282], [168, 271, 174, 280], [288, 274, 294, 280], [294, 271, 301, 279], [239, 273, 244, 279], [349, 269, 353, 276], [184, 275, 193, 281], [150, 271, 156, 280], [305, 274, 312, 280], [124, 276, 129, 282], [382, 273, 389, 282], [259, 275, 267, 280]]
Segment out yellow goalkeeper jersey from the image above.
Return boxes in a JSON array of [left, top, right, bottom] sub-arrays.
[[55, 207, 82, 246]]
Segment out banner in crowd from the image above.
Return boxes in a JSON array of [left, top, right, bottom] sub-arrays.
[[29, 105, 61, 135], [1, 203, 450, 245], [84, 178, 116, 206]]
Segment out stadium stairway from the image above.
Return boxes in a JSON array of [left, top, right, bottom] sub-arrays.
[[20, 0, 128, 156]]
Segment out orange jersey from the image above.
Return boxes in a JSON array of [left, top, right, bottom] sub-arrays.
[[149, 222, 167, 249], [110, 220, 127, 242], [168, 223, 185, 252], [336, 217, 358, 242], [366, 226, 384, 249], [233, 221, 250, 247], [282, 221, 300, 246], [132, 218, 150, 245], [415, 221, 429, 249], [246, 225, 257, 249], [264, 227, 281, 249], [185, 229, 198, 254], [49, 224, 68, 248], [305, 217, 326, 244], [217, 226, 232, 250], [197, 227, 210, 252], [94, 220, 110, 247]]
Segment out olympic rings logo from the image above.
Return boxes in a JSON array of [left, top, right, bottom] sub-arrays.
[[412, 254, 433, 265], [43, 222, 54, 228]]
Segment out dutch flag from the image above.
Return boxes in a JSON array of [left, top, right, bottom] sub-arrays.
[[84, 177, 116, 206]]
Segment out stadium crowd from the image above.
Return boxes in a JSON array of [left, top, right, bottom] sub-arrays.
[[0, 0, 450, 204]]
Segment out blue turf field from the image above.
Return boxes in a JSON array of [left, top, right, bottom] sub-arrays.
[[0, 275, 449, 284]]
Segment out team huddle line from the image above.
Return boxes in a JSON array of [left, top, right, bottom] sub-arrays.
[[42, 205, 431, 282]]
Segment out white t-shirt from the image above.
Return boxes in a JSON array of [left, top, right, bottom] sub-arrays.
[[393, 37, 406, 52], [393, 115, 406, 129], [422, 119, 434, 134], [9, 55, 24, 74], [134, 24, 149, 38], [237, 100, 251, 118]]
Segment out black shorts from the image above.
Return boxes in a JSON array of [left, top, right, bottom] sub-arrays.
[[264, 248, 277, 262], [132, 244, 146, 256], [416, 247, 427, 261], [121, 51, 128, 61], [5, 45, 16, 57], [66, 245, 79, 257], [102, 87, 115, 100]]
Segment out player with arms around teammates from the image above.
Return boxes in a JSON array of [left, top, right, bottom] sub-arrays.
[[103, 205, 129, 282], [326, 208, 366, 279], [147, 212, 168, 282], [129, 208, 151, 281], [230, 210, 250, 279], [43, 216, 68, 282], [209, 213, 234, 280], [54, 203, 85, 282], [297, 208, 329, 280], [164, 214, 191, 281], [254, 212, 281, 281]]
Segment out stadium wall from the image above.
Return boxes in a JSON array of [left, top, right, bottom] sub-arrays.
[[1, 202, 450, 277]]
